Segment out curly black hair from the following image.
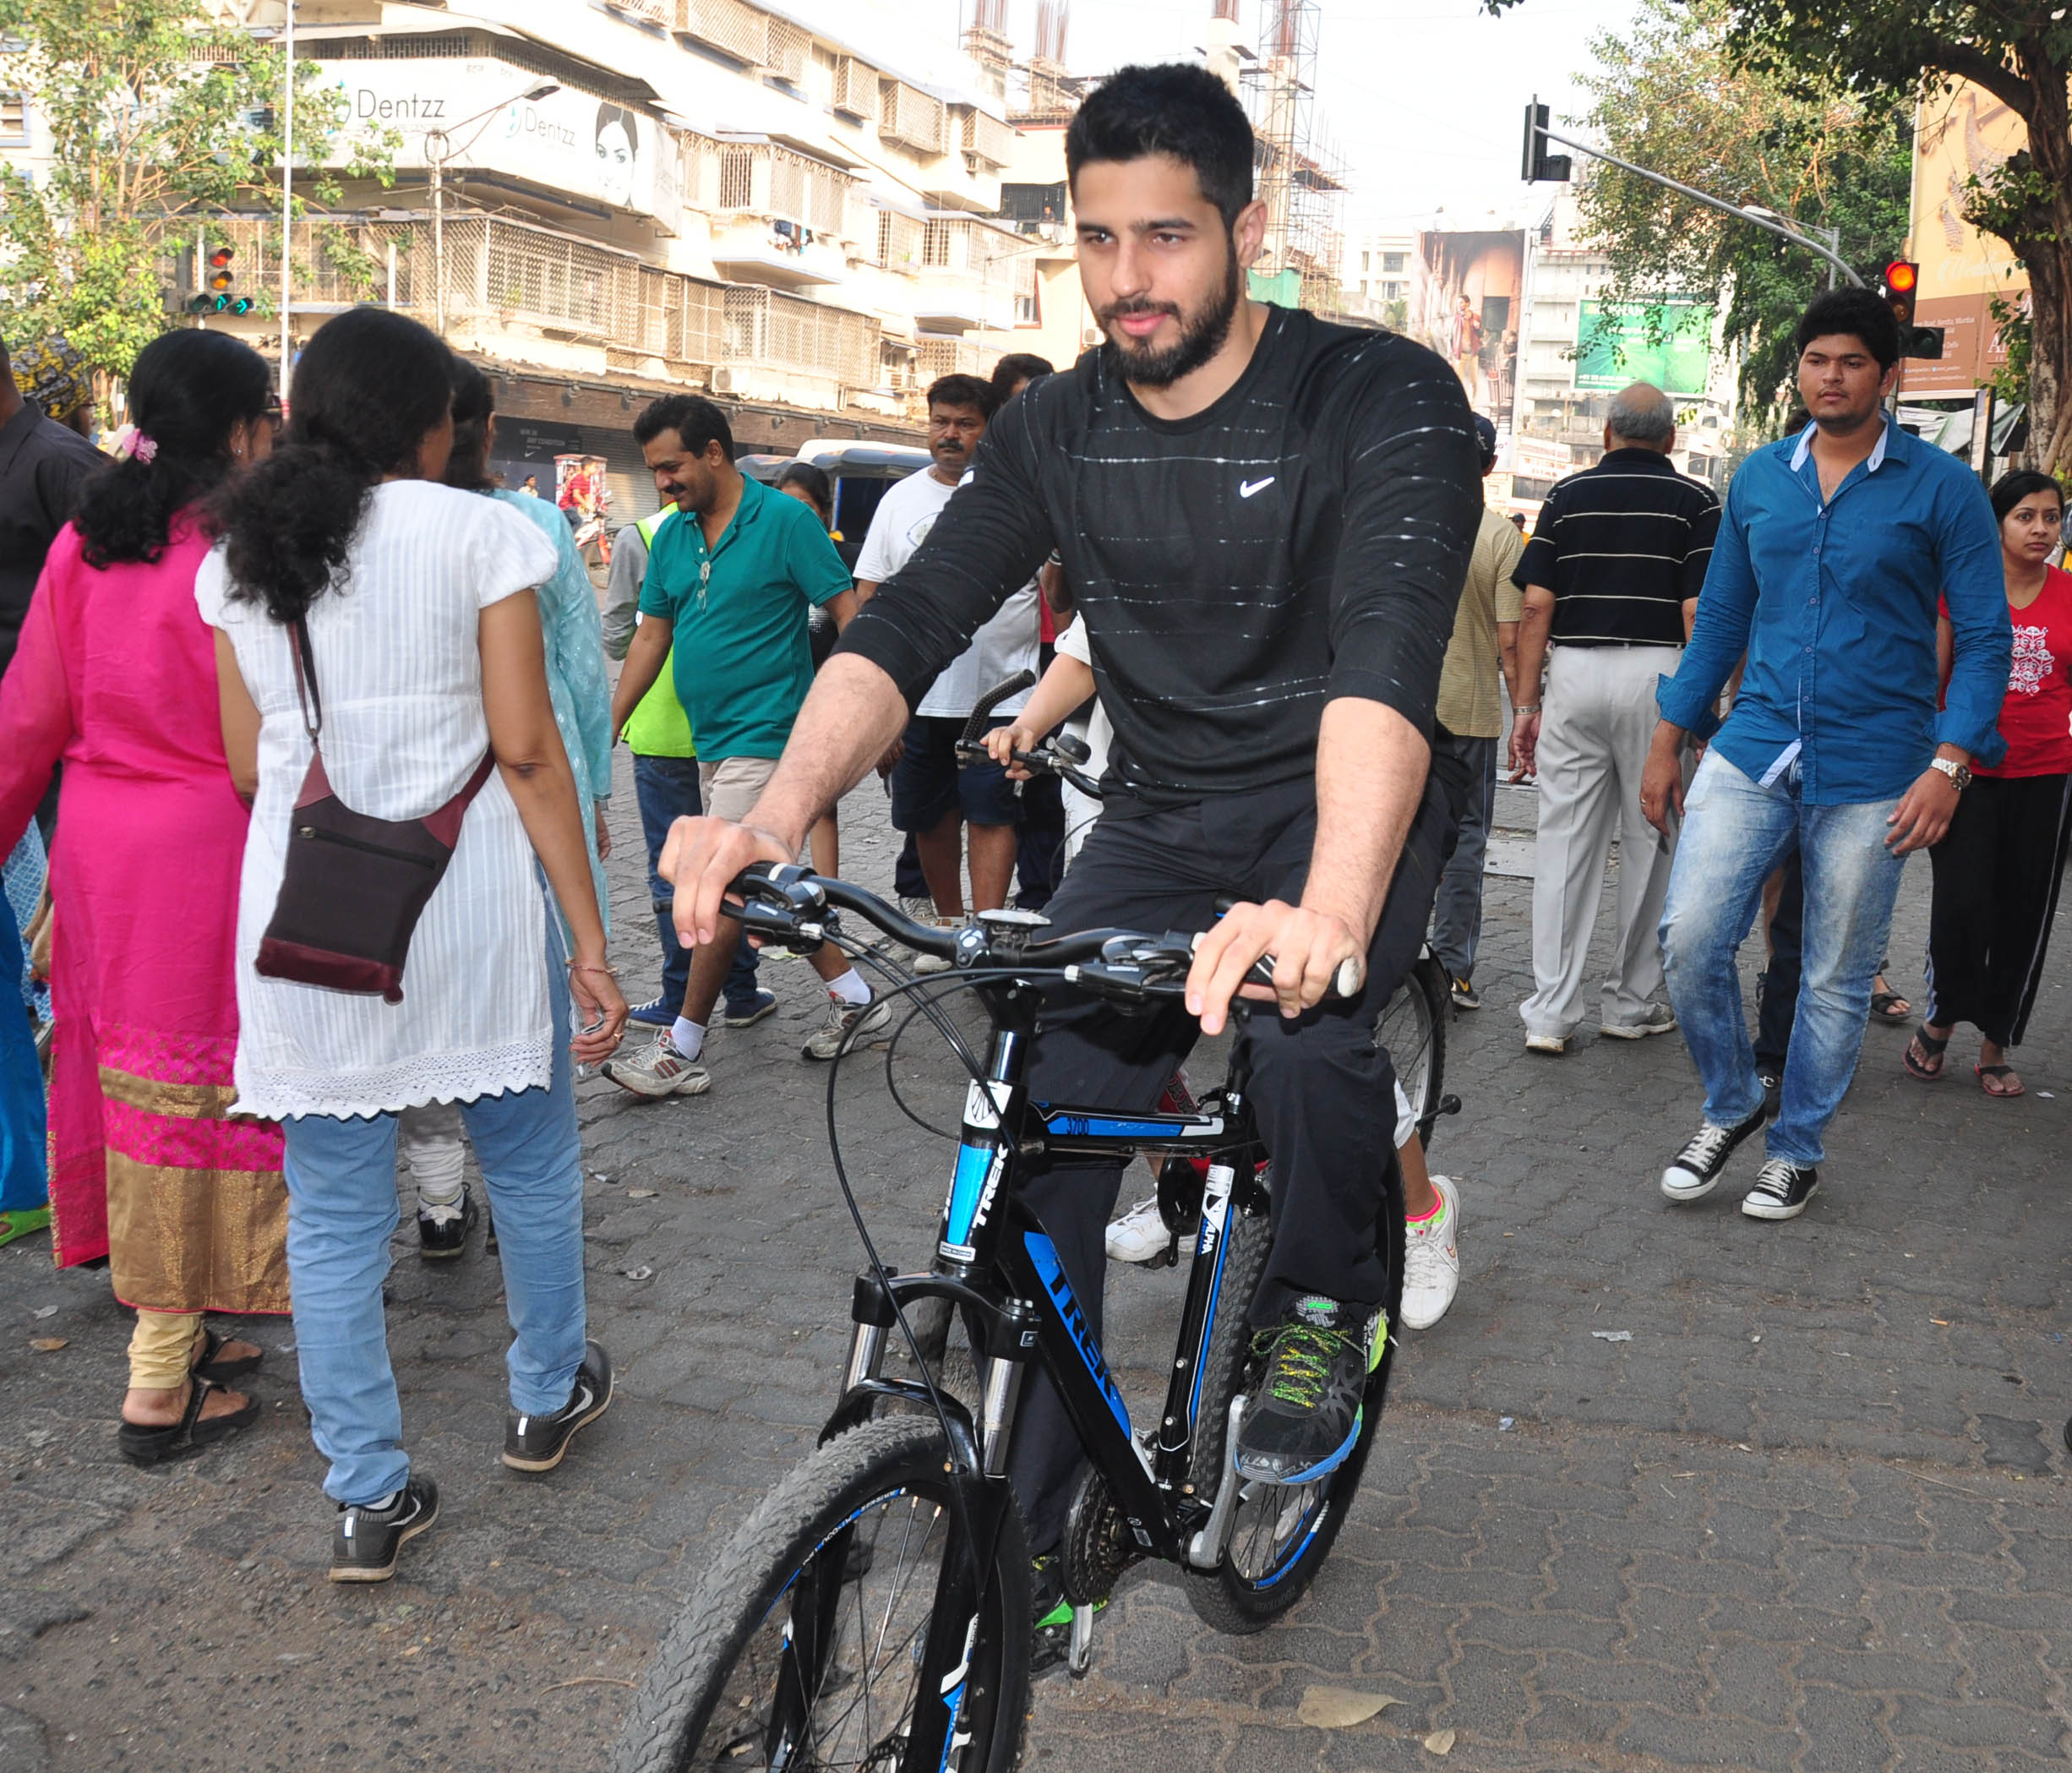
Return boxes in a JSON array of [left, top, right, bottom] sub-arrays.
[[74, 330, 272, 569], [215, 307, 454, 625]]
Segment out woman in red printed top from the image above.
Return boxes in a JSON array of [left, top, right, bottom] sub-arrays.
[[1908, 470, 2072, 1098]]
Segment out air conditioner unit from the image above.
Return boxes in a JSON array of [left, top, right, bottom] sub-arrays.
[[710, 365, 740, 393], [1082, 327, 1101, 347]]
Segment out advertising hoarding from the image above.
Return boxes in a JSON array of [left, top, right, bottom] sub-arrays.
[[1575, 300, 1714, 396]]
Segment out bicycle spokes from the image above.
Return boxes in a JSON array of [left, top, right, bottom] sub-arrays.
[[715, 1493, 956, 1771]]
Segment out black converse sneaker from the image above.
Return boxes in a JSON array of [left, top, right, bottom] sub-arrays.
[[503, 1340, 613, 1472], [1741, 1159, 1818, 1221], [1233, 1296, 1382, 1485], [330, 1475, 439, 1584], [1660, 1103, 1769, 1203]]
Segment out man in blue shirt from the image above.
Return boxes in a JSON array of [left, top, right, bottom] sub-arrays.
[[605, 396, 881, 1098], [1639, 289, 2011, 1221]]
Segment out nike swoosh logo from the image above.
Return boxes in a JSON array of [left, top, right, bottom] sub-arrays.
[[1239, 477, 1275, 499]]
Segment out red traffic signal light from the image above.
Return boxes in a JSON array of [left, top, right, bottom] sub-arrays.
[[208, 245, 235, 270], [1880, 259, 1919, 329]]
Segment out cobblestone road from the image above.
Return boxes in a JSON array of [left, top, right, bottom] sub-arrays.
[[3, 756, 2069, 1773]]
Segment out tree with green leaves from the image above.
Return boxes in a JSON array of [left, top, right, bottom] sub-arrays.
[[1496, 0, 2072, 472], [0, 0, 392, 404], [1570, 0, 1911, 423]]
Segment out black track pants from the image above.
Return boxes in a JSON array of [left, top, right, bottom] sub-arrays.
[[1006, 764, 1460, 1552]]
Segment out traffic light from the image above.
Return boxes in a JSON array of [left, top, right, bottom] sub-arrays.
[[1879, 259, 1943, 360], [186, 244, 254, 316], [1521, 98, 1571, 183]]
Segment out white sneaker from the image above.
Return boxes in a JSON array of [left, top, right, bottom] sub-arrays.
[[801, 994, 893, 1061], [1524, 1031, 1570, 1055], [913, 918, 960, 977], [1105, 1195, 1194, 1263], [1400, 1175, 1461, 1330], [600, 1033, 712, 1099], [1602, 1002, 1677, 1040]]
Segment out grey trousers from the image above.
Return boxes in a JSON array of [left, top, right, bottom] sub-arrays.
[[1428, 733, 1499, 982], [1519, 644, 1683, 1039]]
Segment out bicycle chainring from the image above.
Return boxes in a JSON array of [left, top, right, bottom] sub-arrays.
[[1061, 1465, 1142, 1605]]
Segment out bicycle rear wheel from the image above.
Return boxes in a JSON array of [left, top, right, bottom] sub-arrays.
[[1181, 1153, 1408, 1634], [1376, 953, 1448, 1153], [613, 1416, 1028, 1773]]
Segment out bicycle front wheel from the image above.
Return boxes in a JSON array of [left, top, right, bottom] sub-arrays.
[[613, 1416, 1029, 1773], [1376, 953, 1448, 1153]]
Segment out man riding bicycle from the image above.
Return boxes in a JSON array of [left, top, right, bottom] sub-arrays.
[[665, 63, 1481, 1570]]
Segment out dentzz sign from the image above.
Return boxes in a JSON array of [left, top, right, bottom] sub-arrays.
[[314, 57, 675, 223]]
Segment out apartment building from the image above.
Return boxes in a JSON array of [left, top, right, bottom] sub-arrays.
[[1339, 230, 1416, 328], [16, 0, 1071, 516], [1512, 189, 1736, 501]]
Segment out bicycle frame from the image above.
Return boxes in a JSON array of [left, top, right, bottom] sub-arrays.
[[821, 974, 1270, 1770]]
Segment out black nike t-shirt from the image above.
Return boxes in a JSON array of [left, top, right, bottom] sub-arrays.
[[835, 307, 1484, 812]]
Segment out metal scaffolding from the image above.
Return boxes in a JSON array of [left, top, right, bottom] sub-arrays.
[[1242, 0, 1349, 314]]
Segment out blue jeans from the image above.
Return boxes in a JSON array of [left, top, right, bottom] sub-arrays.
[[632, 753, 760, 1014], [1660, 751, 1904, 1166], [1427, 733, 1497, 981], [282, 943, 587, 1505]]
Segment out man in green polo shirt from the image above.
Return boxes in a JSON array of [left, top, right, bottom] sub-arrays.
[[602, 503, 771, 1032], [604, 395, 881, 1099]]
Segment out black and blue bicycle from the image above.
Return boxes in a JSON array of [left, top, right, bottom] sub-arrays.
[[613, 861, 1418, 1773]]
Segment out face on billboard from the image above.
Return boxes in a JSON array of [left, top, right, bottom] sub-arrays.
[[593, 104, 641, 210]]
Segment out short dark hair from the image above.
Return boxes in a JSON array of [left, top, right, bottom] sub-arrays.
[[774, 459, 833, 522], [926, 374, 998, 419], [1793, 288, 1900, 374], [1065, 63, 1255, 229], [634, 392, 733, 458], [991, 353, 1054, 400], [1990, 468, 2065, 524]]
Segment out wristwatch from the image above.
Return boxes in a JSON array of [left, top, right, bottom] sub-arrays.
[[1930, 757, 1972, 792]]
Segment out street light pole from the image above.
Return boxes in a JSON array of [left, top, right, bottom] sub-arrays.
[[279, 0, 294, 390], [1529, 115, 1866, 290], [422, 82, 560, 341]]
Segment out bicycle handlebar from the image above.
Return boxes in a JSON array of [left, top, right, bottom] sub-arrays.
[[957, 668, 1037, 747], [727, 865, 1358, 1006]]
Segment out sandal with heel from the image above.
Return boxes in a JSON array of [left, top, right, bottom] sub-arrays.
[[192, 1327, 264, 1384]]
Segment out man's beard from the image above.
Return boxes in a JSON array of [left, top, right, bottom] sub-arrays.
[[1098, 243, 1242, 389]]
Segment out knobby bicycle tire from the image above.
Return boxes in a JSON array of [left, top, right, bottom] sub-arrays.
[[1181, 1154, 1408, 1634], [613, 1416, 1030, 1773]]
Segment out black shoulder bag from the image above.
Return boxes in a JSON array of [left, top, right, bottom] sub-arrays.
[[254, 616, 496, 1005]]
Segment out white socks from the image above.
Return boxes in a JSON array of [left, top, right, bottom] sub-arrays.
[[826, 968, 871, 1007], [671, 1017, 706, 1061]]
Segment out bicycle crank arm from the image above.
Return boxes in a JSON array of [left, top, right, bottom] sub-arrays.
[[1186, 1396, 1249, 1569], [1069, 1604, 1096, 1678]]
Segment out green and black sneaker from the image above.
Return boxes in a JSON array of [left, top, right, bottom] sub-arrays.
[[1029, 1554, 1106, 1680], [1233, 1295, 1385, 1485]]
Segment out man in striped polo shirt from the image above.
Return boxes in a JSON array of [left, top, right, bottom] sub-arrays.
[[1509, 382, 1720, 1053]]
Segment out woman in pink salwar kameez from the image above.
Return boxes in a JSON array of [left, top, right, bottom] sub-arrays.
[[0, 330, 286, 1462]]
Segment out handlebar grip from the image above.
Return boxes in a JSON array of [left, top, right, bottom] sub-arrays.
[[959, 668, 1037, 746]]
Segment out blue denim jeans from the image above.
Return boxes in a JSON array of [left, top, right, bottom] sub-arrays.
[[632, 752, 759, 1014], [282, 941, 587, 1505], [1660, 750, 1905, 1166], [1427, 733, 1497, 981]]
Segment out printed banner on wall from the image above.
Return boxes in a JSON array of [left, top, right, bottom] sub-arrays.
[[1575, 300, 1714, 396], [312, 57, 681, 222]]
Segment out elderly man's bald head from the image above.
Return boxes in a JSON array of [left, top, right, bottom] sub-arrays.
[[1606, 382, 1675, 452]]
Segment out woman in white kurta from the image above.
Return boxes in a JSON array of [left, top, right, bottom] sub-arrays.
[[200, 307, 629, 1583]]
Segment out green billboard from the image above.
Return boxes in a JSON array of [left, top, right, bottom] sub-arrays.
[[1575, 299, 1715, 396]]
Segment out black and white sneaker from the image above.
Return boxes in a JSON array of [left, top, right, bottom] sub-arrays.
[[1660, 1104, 1769, 1203], [503, 1339, 613, 1472], [1741, 1159, 1818, 1221], [330, 1475, 439, 1584], [416, 1185, 476, 1260]]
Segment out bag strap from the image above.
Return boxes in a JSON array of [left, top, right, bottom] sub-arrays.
[[422, 750, 499, 849], [288, 615, 323, 747]]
